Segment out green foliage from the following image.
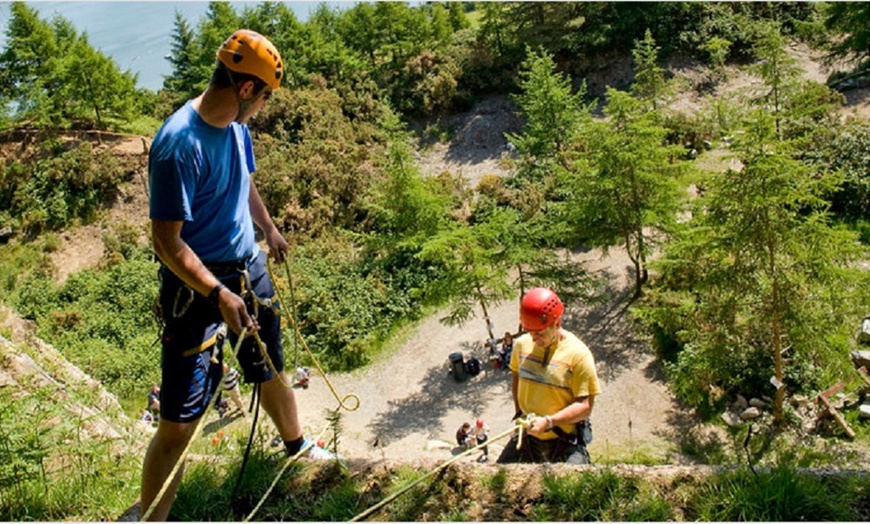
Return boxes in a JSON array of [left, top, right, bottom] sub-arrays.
[[563, 88, 685, 296], [0, 140, 126, 236], [820, 2, 870, 65], [282, 235, 420, 371], [12, 255, 160, 405], [0, 385, 140, 521], [807, 121, 870, 221], [252, 83, 391, 236], [533, 470, 674, 521], [508, 47, 589, 163], [639, 107, 869, 411], [631, 29, 668, 111], [0, 2, 143, 131], [688, 463, 860, 521]]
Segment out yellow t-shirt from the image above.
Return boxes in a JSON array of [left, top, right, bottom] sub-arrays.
[[510, 329, 601, 440]]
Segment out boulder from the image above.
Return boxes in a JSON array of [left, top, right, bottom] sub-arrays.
[[740, 407, 761, 420], [851, 350, 870, 369], [749, 398, 766, 409], [721, 411, 742, 427]]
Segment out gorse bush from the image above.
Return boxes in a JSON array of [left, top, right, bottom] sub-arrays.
[[12, 253, 160, 407], [0, 140, 126, 236]]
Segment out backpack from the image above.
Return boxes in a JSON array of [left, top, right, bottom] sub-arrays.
[[465, 357, 481, 377]]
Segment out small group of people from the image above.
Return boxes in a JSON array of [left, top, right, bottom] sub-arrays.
[[139, 24, 600, 520], [455, 418, 491, 461]]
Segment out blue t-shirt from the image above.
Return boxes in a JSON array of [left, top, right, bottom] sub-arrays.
[[148, 101, 256, 263]]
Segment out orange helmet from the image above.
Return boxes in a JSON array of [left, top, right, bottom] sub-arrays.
[[216, 29, 283, 90], [520, 287, 564, 331]]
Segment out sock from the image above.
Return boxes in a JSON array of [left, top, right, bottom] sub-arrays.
[[284, 436, 305, 456]]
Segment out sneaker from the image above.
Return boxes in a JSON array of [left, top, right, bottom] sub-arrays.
[[300, 437, 344, 461]]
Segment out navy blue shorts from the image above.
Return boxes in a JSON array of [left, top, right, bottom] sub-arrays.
[[157, 250, 284, 423]]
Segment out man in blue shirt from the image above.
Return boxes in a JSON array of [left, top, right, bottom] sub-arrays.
[[142, 29, 331, 521]]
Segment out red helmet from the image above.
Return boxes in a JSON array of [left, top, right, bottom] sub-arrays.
[[476, 419, 484, 428], [520, 287, 564, 331]]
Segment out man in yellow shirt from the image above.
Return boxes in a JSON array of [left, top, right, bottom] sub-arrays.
[[497, 287, 601, 464]]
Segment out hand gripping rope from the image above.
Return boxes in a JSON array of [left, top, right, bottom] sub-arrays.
[[349, 415, 535, 522]]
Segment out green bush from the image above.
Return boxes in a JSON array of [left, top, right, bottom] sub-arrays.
[[0, 141, 126, 237], [12, 255, 160, 408], [534, 469, 674, 521], [688, 464, 860, 521], [0, 385, 139, 521]]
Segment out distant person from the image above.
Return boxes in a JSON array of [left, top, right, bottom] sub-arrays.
[[294, 366, 310, 389], [456, 422, 472, 449], [147, 384, 161, 420], [472, 418, 490, 461], [497, 288, 600, 465], [142, 29, 333, 521], [500, 332, 513, 368], [222, 363, 246, 415]]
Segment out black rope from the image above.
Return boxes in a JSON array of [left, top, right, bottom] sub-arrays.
[[231, 382, 262, 503]]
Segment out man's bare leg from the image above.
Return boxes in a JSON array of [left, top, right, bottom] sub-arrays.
[[141, 419, 197, 521], [258, 371, 302, 441]]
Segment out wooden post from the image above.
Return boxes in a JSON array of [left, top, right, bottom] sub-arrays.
[[815, 381, 855, 439]]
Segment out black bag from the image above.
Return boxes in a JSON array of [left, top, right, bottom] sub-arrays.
[[465, 357, 481, 377]]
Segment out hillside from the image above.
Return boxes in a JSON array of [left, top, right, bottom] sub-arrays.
[[3, 41, 870, 521]]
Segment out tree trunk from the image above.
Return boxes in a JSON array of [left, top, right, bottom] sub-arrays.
[[769, 239, 784, 426]]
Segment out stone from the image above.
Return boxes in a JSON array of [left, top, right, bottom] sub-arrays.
[[703, 140, 713, 150], [859, 404, 870, 420], [721, 411, 742, 427], [740, 407, 761, 420], [791, 394, 809, 406], [851, 350, 870, 369], [733, 394, 748, 411], [749, 398, 766, 409]]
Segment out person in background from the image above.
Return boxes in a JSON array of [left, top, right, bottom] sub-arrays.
[[497, 288, 600, 464], [221, 363, 246, 415], [500, 332, 514, 369], [147, 384, 161, 421], [471, 418, 490, 461], [142, 29, 333, 521], [455, 422, 472, 449]]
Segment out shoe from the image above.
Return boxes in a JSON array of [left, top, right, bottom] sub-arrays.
[[300, 437, 344, 461]]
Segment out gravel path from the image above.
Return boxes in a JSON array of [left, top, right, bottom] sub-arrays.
[[275, 246, 693, 464]]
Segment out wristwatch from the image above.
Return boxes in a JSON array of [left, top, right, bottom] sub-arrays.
[[207, 283, 227, 307], [544, 415, 554, 431]]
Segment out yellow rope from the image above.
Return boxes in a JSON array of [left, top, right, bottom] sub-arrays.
[[244, 424, 332, 522], [350, 417, 532, 522], [267, 257, 361, 412], [140, 328, 248, 522]]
